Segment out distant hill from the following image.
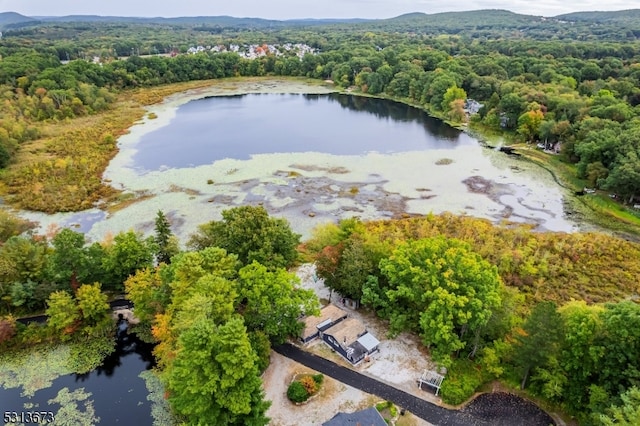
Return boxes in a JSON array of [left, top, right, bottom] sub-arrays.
[[556, 9, 640, 23], [28, 14, 368, 29], [363, 9, 550, 34], [2, 9, 638, 40], [0, 11, 36, 29]]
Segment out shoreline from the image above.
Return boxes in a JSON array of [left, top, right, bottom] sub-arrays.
[[14, 78, 585, 242]]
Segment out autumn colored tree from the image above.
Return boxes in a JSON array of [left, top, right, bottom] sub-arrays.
[[517, 107, 544, 143], [45, 290, 80, 337]]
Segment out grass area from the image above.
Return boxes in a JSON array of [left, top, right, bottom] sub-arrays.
[[514, 144, 640, 237]]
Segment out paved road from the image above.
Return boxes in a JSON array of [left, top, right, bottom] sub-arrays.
[[274, 343, 486, 426]]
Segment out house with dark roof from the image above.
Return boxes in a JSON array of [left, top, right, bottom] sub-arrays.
[[321, 317, 380, 365], [322, 407, 387, 426], [300, 304, 348, 344]]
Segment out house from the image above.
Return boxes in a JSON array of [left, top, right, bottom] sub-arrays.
[[300, 304, 347, 344], [322, 407, 387, 426], [321, 317, 380, 365]]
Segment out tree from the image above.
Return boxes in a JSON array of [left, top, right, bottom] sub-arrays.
[[237, 262, 319, 344], [0, 316, 16, 345], [599, 387, 640, 426], [187, 206, 300, 269], [380, 237, 502, 367], [166, 316, 270, 425], [76, 283, 109, 325], [441, 85, 467, 112], [154, 210, 179, 265], [102, 231, 154, 291], [556, 301, 604, 410], [603, 150, 640, 204], [595, 301, 640, 397], [513, 301, 563, 390], [47, 228, 88, 290], [124, 266, 170, 324], [46, 290, 80, 336], [517, 108, 544, 143]]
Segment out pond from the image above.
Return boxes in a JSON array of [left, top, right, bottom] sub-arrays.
[[19, 80, 580, 243], [0, 322, 163, 425], [132, 93, 477, 171]]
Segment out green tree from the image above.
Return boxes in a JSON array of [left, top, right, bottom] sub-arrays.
[[102, 231, 154, 291], [513, 301, 563, 390], [599, 387, 640, 426], [557, 301, 604, 411], [237, 262, 319, 344], [47, 228, 88, 289], [603, 150, 640, 204], [380, 237, 502, 367], [45, 290, 80, 336], [187, 206, 300, 269], [441, 85, 467, 112], [166, 316, 270, 425], [76, 283, 109, 325], [154, 210, 179, 265]]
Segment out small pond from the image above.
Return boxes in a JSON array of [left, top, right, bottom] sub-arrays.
[[0, 322, 159, 425]]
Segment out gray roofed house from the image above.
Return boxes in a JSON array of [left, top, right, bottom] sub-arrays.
[[322, 407, 387, 426], [321, 317, 380, 365]]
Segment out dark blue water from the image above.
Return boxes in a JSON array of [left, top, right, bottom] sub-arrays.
[[0, 323, 156, 425], [133, 93, 477, 171]]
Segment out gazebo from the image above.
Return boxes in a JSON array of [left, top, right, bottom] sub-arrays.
[[418, 369, 445, 396]]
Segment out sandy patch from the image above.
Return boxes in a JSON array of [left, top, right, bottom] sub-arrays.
[[262, 351, 431, 426]]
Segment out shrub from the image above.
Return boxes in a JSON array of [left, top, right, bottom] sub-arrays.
[[0, 316, 16, 345], [440, 359, 485, 405], [287, 381, 309, 403], [312, 374, 324, 385], [300, 376, 317, 395]]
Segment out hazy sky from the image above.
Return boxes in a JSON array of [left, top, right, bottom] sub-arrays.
[[2, 0, 637, 20]]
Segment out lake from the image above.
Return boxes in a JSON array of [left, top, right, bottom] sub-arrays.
[[20, 80, 580, 243], [132, 93, 477, 171], [0, 322, 161, 425]]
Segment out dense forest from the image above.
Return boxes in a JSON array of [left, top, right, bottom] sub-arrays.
[[0, 9, 640, 425]]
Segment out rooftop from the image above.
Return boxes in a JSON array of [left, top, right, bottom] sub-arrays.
[[323, 317, 366, 347], [302, 304, 347, 339], [322, 407, 387, 426]]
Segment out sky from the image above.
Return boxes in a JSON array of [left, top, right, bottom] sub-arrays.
[[1, 0, 638, 20]]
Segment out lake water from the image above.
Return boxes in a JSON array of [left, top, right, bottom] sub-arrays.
[[0, 323, 158, 425], [20, 81, 580, 243], [132, 93, 477, 171]]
